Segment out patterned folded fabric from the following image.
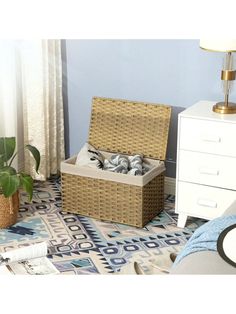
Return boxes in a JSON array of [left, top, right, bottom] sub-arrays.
[[103, 159, 128, 174], [75, 143, 104, 169], [104, 153, 151, 176]]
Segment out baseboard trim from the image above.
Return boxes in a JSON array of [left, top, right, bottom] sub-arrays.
[[164, 176, 176, 195]]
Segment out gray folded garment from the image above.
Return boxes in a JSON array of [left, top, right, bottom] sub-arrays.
[[103, 154, 151, 176], [103, 159, 128, 174]]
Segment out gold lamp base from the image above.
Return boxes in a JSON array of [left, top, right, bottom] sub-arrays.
[[213, 102, 236, 114]]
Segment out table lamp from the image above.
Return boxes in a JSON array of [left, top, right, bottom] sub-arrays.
[[200, 39, 236, 114]]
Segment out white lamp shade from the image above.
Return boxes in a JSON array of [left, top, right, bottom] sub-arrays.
[[200, 39, 236, 52]]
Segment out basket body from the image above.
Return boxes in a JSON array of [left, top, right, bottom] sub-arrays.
[[0, 192, 19, 228], [61, 172, 164, 228], [61, 97, 171, 227]]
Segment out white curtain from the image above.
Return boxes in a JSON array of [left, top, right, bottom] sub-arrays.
[[0, 41, 17, 138], [0, 40, 65, 180]]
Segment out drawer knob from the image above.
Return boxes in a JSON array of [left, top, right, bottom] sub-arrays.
[[197, 199, 217, 208], [199, 167, 219, 176], [201, 135, 221, 143]]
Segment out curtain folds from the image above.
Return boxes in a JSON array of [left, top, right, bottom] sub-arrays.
[[0, 40, 65, 180]]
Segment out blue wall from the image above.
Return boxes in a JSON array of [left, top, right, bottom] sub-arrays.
[[64, 39, 235, 177]]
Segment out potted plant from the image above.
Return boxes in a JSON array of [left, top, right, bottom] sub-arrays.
[[0, 137, 40, 228]]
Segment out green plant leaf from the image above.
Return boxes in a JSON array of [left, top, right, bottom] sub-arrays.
[[0, 166, 17, 176], [0, 137, 16, 163], [0, 173, 20, 197], [25, 145, 40, 173], [19, 173, 33, 201]]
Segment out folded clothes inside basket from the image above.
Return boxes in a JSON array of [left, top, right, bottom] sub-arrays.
[[75, 143, 152, 176]]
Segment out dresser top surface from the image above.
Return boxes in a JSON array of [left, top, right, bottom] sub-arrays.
[[180, 101, 236, 123]]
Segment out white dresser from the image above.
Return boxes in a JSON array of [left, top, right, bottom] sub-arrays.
[[175, 100, 236, 228]]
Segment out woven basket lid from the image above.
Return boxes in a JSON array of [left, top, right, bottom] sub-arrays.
[[88, 97, 171, 160]]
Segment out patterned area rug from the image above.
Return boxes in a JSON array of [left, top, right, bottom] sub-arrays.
[[0, 178, 205, 274]]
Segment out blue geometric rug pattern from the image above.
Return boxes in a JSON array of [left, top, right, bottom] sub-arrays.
[[0, 178, 205, 274]]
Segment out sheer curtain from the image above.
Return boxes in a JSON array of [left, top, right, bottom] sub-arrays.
[[0, 41, 17, 138], [0, 40, 65, 180]]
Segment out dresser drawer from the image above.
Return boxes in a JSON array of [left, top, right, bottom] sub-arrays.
[[176, 181, 236, 219], [179, 117, 236, 157], [178, 150, 236, 190]]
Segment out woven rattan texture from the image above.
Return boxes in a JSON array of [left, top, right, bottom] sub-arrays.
[[88, 97, 171, 160], [61, 173, 164, 228], [0, 192, 19, 228]]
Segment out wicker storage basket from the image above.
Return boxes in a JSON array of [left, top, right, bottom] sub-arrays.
[[0, 192, 19, 228], [61, 97, 171, 227]]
